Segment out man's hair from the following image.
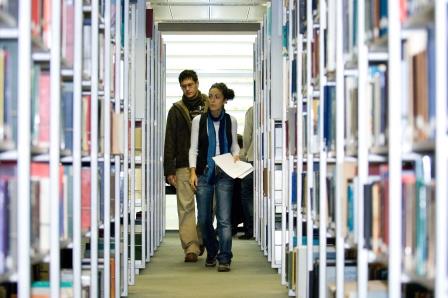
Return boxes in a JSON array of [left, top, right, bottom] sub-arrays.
[[178, 69, 198, 84]]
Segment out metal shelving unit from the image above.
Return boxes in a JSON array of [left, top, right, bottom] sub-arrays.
[[2, 0, 165, 296]]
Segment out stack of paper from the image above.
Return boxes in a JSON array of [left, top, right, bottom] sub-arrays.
[[212, 153, 253, 179]]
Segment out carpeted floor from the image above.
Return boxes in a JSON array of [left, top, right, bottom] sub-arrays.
[[128, 231, 289, 297]]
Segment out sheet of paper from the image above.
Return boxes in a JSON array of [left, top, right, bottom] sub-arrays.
[[212, 153, 254, 179]]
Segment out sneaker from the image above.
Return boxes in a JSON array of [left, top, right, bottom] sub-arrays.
[[184, 252, 198, 263], [217, 263, 231, 272], [238, 234, 254, 240], [205, 255, 217, 267]]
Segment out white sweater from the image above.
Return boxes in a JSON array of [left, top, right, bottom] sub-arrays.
[[189, 114, 240, 168]]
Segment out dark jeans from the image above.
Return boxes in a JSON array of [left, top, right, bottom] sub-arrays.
[[240, 169, 254, 236], [196, 169, 234, 264]]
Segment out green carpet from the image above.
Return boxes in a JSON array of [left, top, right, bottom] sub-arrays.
[[128, 231, 289, 297]]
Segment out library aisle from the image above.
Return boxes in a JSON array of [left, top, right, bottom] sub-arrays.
[[128, 232, 288, 298]]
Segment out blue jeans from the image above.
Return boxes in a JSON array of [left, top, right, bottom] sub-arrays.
[[240, 169, 254, 236], [196, 168, 234, 264]]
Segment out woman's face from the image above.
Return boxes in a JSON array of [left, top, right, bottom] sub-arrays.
[[208, 87, 226, 113]]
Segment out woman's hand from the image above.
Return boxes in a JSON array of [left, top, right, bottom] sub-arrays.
[[233, 155, 240, 162], [189, 168, 198, 191]]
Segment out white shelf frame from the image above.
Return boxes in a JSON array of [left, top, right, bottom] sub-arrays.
[[356, 0, 369, 296], [129, 3, 136, 285], [89, 0, 100, 293], [318, 0, 328, 297], [387, 1, 402, 297], [113, 0, 122, 295], [50, 0, 62, 294], [72, 0, 83, 294], [434, 0, 448, 297], [335, 0, 345, 297], [17, 0, 32, 294], [305, 0, 314, 281], [122, 0, 130, 293], [103, 0, 112, 294]]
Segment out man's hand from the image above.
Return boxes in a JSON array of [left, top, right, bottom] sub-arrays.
[[167, 174, 177, 187], [233, 155, 240, 162]]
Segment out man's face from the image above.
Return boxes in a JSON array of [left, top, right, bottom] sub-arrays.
[[180, 78, 199, 99]]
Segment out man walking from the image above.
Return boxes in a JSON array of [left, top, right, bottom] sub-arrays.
[[164, 69, 208, 262]]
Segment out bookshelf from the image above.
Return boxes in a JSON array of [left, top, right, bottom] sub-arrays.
[[254, 1, 447, 298], [0, 0, 165, 296]]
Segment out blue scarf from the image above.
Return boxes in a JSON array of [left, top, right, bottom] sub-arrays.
[[206, 110, 229, 184]]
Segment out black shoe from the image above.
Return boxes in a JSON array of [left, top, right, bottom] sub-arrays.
[[199, 245, 205, 256], [217, 262, 231, 272], [205, 255, 217, 267], [238, 234, 254, 240]]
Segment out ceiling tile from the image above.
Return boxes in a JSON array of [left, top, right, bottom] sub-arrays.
[[209, 0, 253, 3], [247, 6, 266, 21], [210, 6, 249, 20], [149, 0, 168, 4], [153, 6, 172, 20], [167, 0, 210, 3], [170, 6, 210, 20]]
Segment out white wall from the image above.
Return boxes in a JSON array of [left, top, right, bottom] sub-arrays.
[[163, 34, 256, 230], [163, 34, 256, 134]]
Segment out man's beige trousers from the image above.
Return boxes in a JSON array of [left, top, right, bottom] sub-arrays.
[[175, 167, 201, 255]]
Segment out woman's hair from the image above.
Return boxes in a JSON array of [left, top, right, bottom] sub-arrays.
[[210, 82, 235, 100]]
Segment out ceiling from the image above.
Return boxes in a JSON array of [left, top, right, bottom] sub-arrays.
[[148, 0, 269, 23]]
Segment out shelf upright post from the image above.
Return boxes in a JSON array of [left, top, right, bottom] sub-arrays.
[[72, 0, 83, 295], [17, 0, 32, 294], [149, 36, 155, 258], [141, 118, 146, 267], [387, 0, 402, 297], [162, 41, 167, 236], [254, 35, 259, 243], [318, 1, 328, 297], [159, 33, 164, 244], [50, 0, 62, 294], [90, 0, 100, 293], [129, 3, 136, 285], [280, 1, 289, 285], [294, 3, 304, 294], [104, 0, 112, 293], [113, 0, 122, 294], [145, 20, 151, 262], [305, 0, 313, 281], [123, 0, 130, 293], [263, 13, 269, 255], [356, 0, 368, 296], [335, 0, 345, 296], [154, 31, 160, 250], [434, 0, 447, 296], [295, 10, 303, 253]]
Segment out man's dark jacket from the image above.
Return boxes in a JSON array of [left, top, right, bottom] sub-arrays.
[[164, 92, 208, 177]]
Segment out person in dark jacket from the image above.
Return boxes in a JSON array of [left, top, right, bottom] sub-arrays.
[[164, 69, 208, 263]]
